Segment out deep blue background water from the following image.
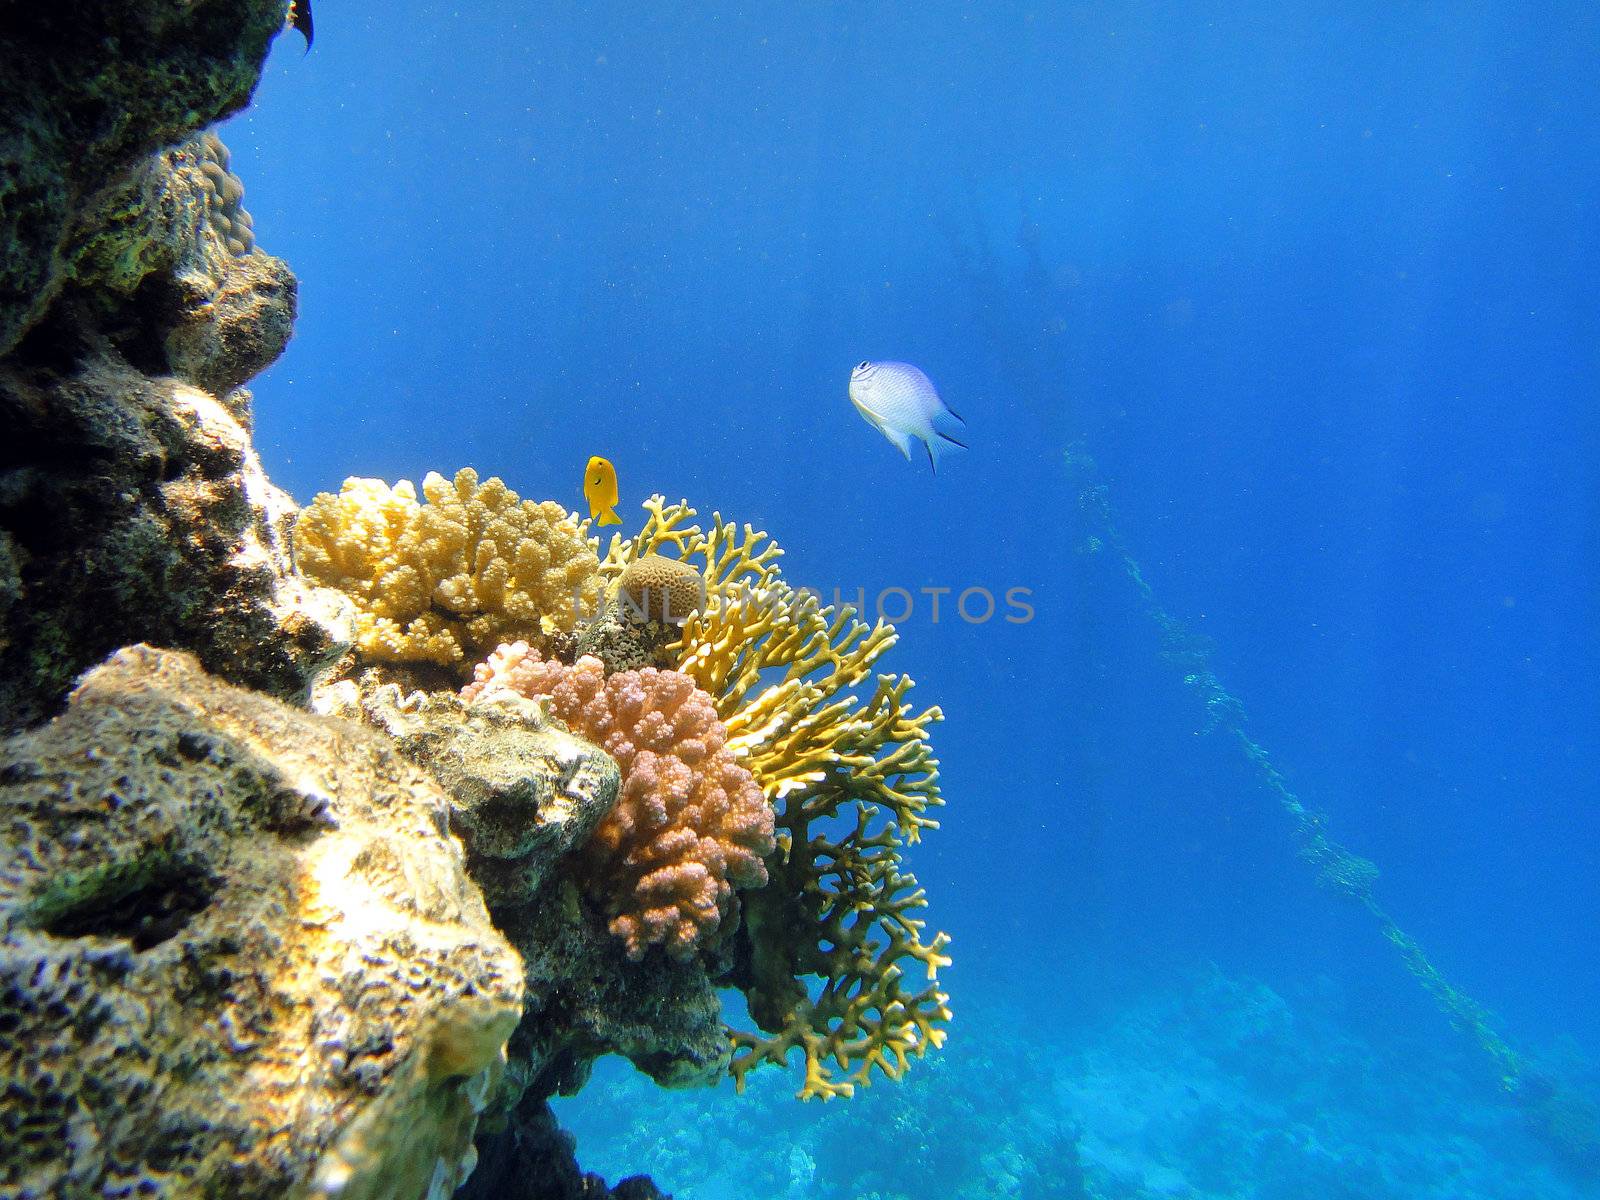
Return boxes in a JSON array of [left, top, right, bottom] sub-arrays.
[[224, 0, 1599, 1186]]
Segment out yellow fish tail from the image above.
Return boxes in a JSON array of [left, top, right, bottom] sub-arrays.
[[597, 506, 622, 527]]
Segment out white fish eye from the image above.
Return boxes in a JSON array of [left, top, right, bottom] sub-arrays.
[[856, 361, 870, 371]]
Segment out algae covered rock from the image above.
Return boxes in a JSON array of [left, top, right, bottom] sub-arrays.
[[324, 671, 732, 1097], [0, 357, 352, 731], [0, 646, 525, 1199], [59, 130, 298, 399], [0, 135, 351, 733], [498, 886, 734, 1096], [0, 0, 287, 356], [460, 1095, 671, 1200]]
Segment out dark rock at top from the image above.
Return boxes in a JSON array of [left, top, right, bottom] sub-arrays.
[[0, 0, 287, 356]]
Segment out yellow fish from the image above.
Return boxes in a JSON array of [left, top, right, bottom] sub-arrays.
[[584, 455, 621, 526]]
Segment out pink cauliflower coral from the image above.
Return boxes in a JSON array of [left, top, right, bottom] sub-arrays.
[[464, 643, 774, 960]]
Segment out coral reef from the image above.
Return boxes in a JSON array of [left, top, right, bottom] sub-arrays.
[[465, 644, 774, 962], [600, 497, 951, 1099], [0, 0, 287, 356], [0, 8, 706, 1194], [296, 469, 602, 668], [0, 645, 524, 1198], [560, 1010, 1087, 1200], [321, 666, 739, 1099], [0, 133, 351, 733], [496, 875, 735, 1095], [564, 967, 1598, 1200]]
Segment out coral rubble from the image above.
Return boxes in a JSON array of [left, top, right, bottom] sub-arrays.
[[295, 469, 602, 668], [0, 646, 524, 1198]]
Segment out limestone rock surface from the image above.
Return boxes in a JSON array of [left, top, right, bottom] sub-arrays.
[[357, 684, 622, 909], [0, 646, 525, 1200], [323, 672, 733, 1098]]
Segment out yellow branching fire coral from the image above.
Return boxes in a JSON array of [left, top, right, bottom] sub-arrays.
[[601, 495, 952, 1099], [294, 468, 601, 666]]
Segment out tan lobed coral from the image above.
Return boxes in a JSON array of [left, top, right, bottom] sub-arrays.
[[0, 645, 524, 1199], [465, 644, 774, 962], [294, 468, 602, 667], [197, 129, 255, 256], [600, 496, 951, 1099]]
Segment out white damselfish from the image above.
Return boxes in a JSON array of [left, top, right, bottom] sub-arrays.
[[848, 360, 968, 472]]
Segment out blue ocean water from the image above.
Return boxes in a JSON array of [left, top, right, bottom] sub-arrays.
[[225, 3, 1599, 1195]]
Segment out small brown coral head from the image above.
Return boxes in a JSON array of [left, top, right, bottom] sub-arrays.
[[617, 554, 706, 625]]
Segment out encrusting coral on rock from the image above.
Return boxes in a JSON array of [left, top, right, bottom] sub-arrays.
[[318, 664, 741, 1100], [309, 478, 956, 1101], [348, 682, 622, 911], [0, 646, 525, 1199], [464, 644, 774, 962], [295, 469, 602, 668], [197, 129, 257, 256]]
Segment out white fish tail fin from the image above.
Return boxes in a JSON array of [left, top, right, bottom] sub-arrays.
[[922, 429, 967, 473]]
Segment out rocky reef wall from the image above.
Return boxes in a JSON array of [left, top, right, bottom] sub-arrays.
[[0, 3, 954, 1197], [0, 6, 691, 1196], [0, 646, 525, 1198], [0, 5, 739, 1196], [0, 119, 351, 733]]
